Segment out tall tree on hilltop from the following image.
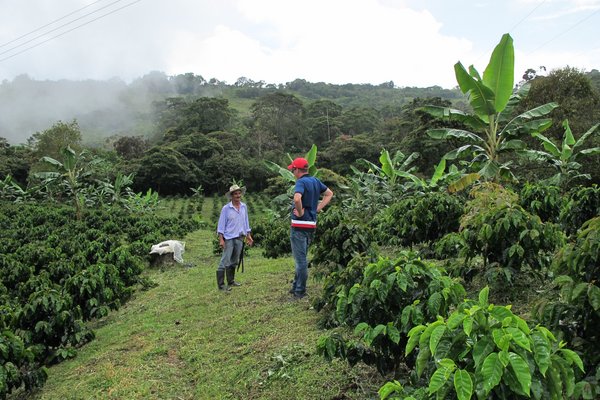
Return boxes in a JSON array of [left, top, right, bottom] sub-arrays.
[[27, 120, 82, 160], [250, 92, 305, 156]]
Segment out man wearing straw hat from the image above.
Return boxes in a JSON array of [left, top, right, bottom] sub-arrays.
[[216, 184, 253, 291]]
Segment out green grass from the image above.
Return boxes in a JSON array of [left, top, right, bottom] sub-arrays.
[[28, 217, 383, 399]]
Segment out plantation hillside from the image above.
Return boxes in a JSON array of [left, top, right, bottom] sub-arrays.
[[1, 34, 600, 399]]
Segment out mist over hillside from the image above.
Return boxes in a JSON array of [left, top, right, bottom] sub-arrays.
[[0, 71, 465, 146], [0, 73, 160, 145]]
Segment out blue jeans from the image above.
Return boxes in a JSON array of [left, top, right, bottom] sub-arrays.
[[290, 228, 314, 295], [218, 238, 243, 271]]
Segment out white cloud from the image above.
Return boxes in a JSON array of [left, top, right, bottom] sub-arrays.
[[165, 0, 474, 87]]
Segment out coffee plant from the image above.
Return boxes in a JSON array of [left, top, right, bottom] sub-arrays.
[[460, 184, 564, 293], [560, 185, 600, 236], [372, 191, 463, 247], [519, 183, 564, 223], [397, 287, 584, 400], [317, 252, 465, 376], [533, 216, 600, 398], [0, 202, 201, 397]]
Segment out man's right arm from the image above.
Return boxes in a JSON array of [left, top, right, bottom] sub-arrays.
[[317, 188, 333, 212]]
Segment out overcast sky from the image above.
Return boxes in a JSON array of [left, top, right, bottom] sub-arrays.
[[0, 0, 599, 89]]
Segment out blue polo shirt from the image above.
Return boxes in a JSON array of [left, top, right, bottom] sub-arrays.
[[291, 175, 328, 229]]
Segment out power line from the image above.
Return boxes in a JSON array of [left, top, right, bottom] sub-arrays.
[[0, 0, 110, 48], [0, 0, 126, 57], [507, 0, 547, 33], [475, 0, 548, 65], [527, 7, 600, 55], [0, 0, 143, 63]]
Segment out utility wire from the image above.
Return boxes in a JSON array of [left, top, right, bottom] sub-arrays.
[[0, 0, 126, 57], [507, 0, 547, 33], [0, 0, 111, 48], [0, 0, 143, 63], [527, 7, 600, 55], [474, 0, 548, 64]]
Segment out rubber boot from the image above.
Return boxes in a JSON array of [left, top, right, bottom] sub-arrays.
[[226, 266, 241, 287], [217, 270, 230, 291]]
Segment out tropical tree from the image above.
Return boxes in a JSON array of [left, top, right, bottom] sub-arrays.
[[34, 146, 97, 219], [27, 120, 82, 161], [523, 119, 600, 189], [250, 92, 305, 154], [422, 33, 558, 191]]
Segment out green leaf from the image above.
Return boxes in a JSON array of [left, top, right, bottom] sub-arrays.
[[419, 320, 444, 350], [506, 327, 531, 351], [428, 128, 484, 143], [473, 336, 496, 367], [588, 284, 600, 311], [454, 62, 495, 119], [378, 380, 403, 399], [508, 352, 531, 396], [386, 323, 401, 345], [481, 352, 504, 396], [479, 160, 500, 179], [428, 292, 443, 316], [447, 311, 466, 330], [463, 316, 473, 336], [430, 157, 447, 186], [482, 33, 514, 113], [429, 367, 451, 394], [559, 349, 584, 372], [572, 282, 588, 301], [416, 347, 431, 378], [490, 306, 513, 323], [478, 286, 490, 307], [406, 325, 426, 356], [453, 369, 474, 400], [554, 355, 576, 397], [531, 331, 551, 376], [573, 123, 600, 151], [429, 325, 447, 355], [369, 324, 386, 345]]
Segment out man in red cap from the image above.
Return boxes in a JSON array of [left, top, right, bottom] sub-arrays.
[[287, 157, 333, 299]]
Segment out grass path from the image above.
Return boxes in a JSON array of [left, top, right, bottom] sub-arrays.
[[29, 200, 382, 399]]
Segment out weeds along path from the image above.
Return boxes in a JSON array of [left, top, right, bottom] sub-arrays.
[[30, 227, 378, 400]]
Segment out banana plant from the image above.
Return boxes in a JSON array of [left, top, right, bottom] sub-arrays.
[[422, 33, 558, 191], [264, 143, 319, 183], [523, 119, 600, 189], [358, 149, 419, 186], [264, 144, 320, 212], [34, 146, 97, 219], [359, 150, 462, 193]]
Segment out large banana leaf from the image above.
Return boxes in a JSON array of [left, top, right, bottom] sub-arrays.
[[455, 62, 496, 119], [420, 106, 488, 131], [483, 33, 514, 113], [448, 173, 480, 193], [573, 123, 599, 150], [531, 133, 560, 158], [444, 144, 484, 160], [430, 158, 447, 186], [379, 150, 394, 181], [498, 140, 527, 152], [428, 129, 484, 143], [498, 84, 531, 124], [479, 160, 501, 179], [500, 103, 558, 134]]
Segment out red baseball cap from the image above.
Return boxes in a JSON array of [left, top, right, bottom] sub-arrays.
[[287, 157, 309, 170]]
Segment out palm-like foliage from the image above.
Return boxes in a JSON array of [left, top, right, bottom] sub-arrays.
[[34, 146, 97, 219], [422, 33, 558, 191], [523, 119, 600, 189]]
